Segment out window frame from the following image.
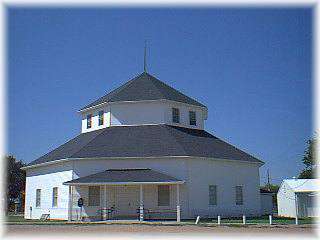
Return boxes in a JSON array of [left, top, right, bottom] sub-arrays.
[[88, 186, 100, 207], [98, 110, 104, 126], [235, 185, 244, 205], [52, 187, 58, 207], [36, 189, 41, 208], [86, 114, 92, 129], [209, 185, 217, 206], [172, 108, 180, 124], [189, 111, 196, 126], [157, 185, 170, 207]]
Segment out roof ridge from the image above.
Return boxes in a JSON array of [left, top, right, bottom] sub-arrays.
[[144, 73, 168, 98], [162, 125, 189, 156], [147, 74, 205, 107], [69, 128, 109, 158], [27, 130, 102, 166], [166, 125, 262, 163], [108, 72, 145, 102], [80, 72, 145, 111], [211, 134, 262, 163]]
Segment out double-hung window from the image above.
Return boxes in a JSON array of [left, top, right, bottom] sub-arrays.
[[172, 108, 180, 123], [88, 186, 100, 206], [235, 186, 244, 205], [189, 111, 196, 126], [209, 185, 217, 206], [52, 187, 58, 207], [158, 185, 170, 206], [87, 114, 92, 129], [36, 189, 41, 207]]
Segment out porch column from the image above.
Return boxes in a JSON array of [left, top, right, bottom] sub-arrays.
[[68, 185, 72, 222], [139, 184, 144, 221], [176, 184, 181, 222], [102, 185, 107, 220], [104, 185, 107, 209]]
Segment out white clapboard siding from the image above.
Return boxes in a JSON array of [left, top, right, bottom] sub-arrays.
[[81, 101, 206, 133], [25, 156, 261, 219], [24, 162, 73, 220]]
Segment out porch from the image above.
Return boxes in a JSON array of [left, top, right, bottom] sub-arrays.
[[63, 169, 184, 222]]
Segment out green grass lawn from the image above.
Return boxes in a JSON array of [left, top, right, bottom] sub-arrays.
[[221, 218, 312, 225], [192, 216, 316, 225], [6, 215, 67, 224]]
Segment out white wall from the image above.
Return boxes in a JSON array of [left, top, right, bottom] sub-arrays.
[[72, 157, 260, 219], [277, 182, 296, 217], [24, 162, 73, 220], [110, 102, 166, 126], [81, 106, 111, 133], [165, 102, 205, 130], [25, 157, 261, 220], [187, 158, 261, 218], [81, 101, 207, 133]]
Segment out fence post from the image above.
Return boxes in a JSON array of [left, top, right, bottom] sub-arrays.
[[195, 216, 200, 224], [218, 215, 221, 225], [295, 192, 299, 225], [269, 215, 272, 225], [139, 185, 144, 221], [242, 215, 246, 225]]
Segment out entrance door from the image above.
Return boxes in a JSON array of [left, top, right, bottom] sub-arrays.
[[115, 186, 139, 218]]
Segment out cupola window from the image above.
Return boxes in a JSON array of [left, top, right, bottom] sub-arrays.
[[172, 108, 180, 123], [189, 111, 196, 126], [98, 110, 104, 126], [87, 114, 92, 129]]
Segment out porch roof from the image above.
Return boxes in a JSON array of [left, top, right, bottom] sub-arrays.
[[63, 168, 184, 185]]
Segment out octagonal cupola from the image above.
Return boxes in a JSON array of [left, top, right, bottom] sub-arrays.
[[79, 72, 208, 133]]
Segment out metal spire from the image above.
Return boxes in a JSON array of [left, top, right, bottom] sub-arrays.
[[144, 41, 147, 73]]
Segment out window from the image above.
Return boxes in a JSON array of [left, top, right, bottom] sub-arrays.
[[172, 108, 180, 123], [86, 114, 92, 129], [209, 185, 217, 206], [158, 185, 170, 206], [98, 111, 104, 126], [189, 111, 196, 126], [235, 186, 243, 205], [88, 186, 100, 206], [52, 187, 58, 207], [36, 189, 41, 207]]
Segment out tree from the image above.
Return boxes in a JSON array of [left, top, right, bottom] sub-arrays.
[[6, 155, 26, 213], [298, 138, 316, 179]]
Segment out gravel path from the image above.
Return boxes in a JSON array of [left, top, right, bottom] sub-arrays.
[[5, 224, 317, 237]]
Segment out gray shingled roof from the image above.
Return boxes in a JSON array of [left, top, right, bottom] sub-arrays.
[[64, 168, 182, 185], [26, 124, 263, 167], [80, 72, 206, 110]]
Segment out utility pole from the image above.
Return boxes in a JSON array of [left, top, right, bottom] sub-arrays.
[[267, 169, 271, 191]]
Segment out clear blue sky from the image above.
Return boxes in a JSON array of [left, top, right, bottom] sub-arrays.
[[7, 7, 312, 185]]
